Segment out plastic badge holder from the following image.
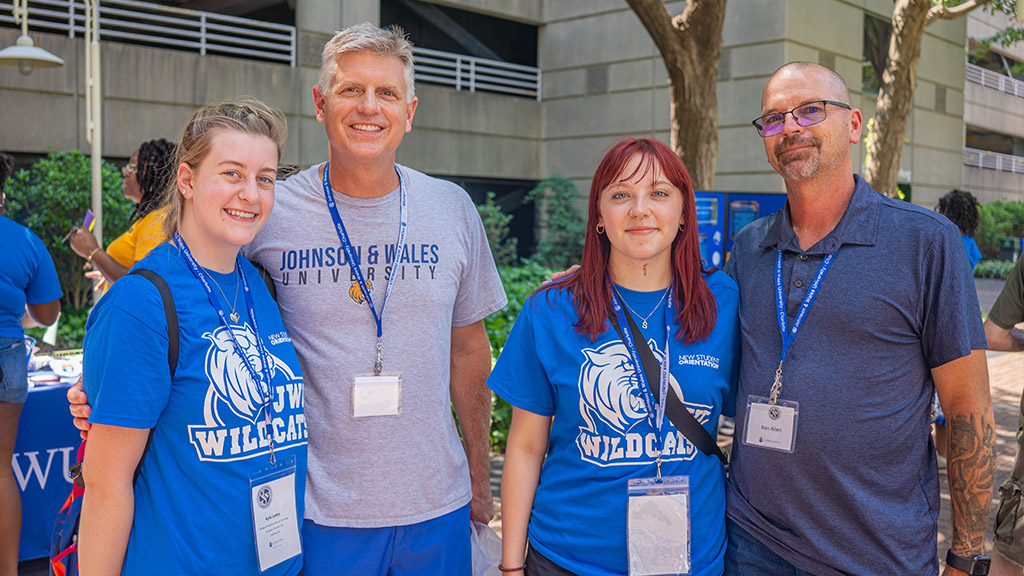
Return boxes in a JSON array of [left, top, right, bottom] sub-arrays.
[[627, 475, 691, 575]]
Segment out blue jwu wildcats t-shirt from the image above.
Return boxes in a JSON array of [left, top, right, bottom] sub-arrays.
[[488, 271, 739, 576], [84, 243, 307, 576]]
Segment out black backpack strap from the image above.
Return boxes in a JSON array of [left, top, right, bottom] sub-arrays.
[[247, 258, 277, 302], [129, 269, 178, 379], [128, 268, 178, 482], [610, 310, 729, 466]]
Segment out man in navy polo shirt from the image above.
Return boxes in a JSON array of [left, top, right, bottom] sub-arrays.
[[723, 62, 994, 576]]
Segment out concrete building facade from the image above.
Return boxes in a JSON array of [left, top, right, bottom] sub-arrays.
[[0, 0, 990, 212], [964, 8, 1024, 204]]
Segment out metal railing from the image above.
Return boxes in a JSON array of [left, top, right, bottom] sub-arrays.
[[414, 46, 541, 101], [0, 2, 543, 97], [966, 62, 1024, 98], [964, 147, 1024, 174], [0, 0, 296, 66]]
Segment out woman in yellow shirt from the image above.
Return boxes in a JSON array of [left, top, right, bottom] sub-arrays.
[[71, 138, 175, 287]]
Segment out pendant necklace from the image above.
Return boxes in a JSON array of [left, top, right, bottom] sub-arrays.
[[207, 268, 241, 324], [613, 285, 670, 329]]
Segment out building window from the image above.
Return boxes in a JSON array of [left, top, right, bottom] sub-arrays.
[[862, 13, 891, 94], [433, 175, 537, 261], [381, 0, 538, 67]]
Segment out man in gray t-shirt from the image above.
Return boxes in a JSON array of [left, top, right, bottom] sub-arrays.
[[247, 23, 506, 576]]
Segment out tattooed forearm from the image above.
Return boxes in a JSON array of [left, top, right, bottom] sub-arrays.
[[947, 412, 996, 556]]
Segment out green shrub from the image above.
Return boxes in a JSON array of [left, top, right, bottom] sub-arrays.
[[25, 306, 90, 350], [975, 259, 1017, 279], [525, 175, 585, 270], [477, 191, 518, 267], [6, 151, 129, 323], [977, 200, 1024, 259], [485, 262, 555, 451]]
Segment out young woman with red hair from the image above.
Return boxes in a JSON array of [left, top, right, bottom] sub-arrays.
[[489, 138, 739, 576]]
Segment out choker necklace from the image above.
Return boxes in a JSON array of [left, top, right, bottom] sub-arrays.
[[207, 268, 241, 323], [613, 285, 670, 329]]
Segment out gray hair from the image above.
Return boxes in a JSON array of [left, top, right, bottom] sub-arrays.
[[318, 22, 416, 102]]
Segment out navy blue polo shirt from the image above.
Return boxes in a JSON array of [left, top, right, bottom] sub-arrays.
[[724, 175, 986, 576]]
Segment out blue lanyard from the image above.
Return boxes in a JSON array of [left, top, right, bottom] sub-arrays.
[[774, 248, 838, 363], [175, 232, 278, 461], [321, 163, 408, 374], [609, 280, 672, 450]]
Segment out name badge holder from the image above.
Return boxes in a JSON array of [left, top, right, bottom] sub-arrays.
[[609, 281, 691, 574], [742, 249, 837, 454], [175, 233, 301, 570], [627, 476, 691, 576], [250, 455, 301, 572], [322, 163, 409, 419]]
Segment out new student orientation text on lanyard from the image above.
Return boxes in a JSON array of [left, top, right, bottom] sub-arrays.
[[609, 280, 693, 576], [175, 232, 301, 572], [322, 162, 408, 418], [742, 247, 839, 453]]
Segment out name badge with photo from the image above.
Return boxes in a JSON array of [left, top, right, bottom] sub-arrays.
[[742, 395, 799, 453], [250, 455, 301, 572], [352, 373, 402, 418]]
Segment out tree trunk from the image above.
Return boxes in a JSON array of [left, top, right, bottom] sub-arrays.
[[626, 0, 726, 191], [865, 0, 930, 198]]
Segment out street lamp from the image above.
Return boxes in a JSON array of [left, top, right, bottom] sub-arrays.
[[0, 0, 64, 75], [84, 0, 103, 252]]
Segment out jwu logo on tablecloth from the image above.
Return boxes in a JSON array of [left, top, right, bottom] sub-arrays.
[[12, 445, 76, 490]]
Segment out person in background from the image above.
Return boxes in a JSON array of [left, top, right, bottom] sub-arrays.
[[492, 138, 739, 576], [0, 151, 62, 576], [933, 188, 984, 462], [938, 188, 983, 271], [78, 100, 306, 576], [70, 138, 175, 289]]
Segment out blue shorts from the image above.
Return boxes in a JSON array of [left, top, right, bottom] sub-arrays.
[[0, 337, 29, 404], [302, 503, 471, 576]]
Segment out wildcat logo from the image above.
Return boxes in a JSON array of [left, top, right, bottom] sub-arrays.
[[575, 340, 712, 467], [349, 280, 373, 305], [188, 323, 307, 462]]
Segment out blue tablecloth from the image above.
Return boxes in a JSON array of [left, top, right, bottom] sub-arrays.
[[14, 382, 80, 562]]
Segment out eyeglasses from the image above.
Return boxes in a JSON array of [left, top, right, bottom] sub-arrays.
[[122, 162, 137, 176], [752, 100, 851, 138]]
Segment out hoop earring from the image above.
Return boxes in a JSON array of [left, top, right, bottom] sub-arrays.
[[596, 223, 605, 234], [679, 223, 685, 232]]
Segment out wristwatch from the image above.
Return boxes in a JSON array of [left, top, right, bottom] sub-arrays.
[[945, 549, 991, 575]]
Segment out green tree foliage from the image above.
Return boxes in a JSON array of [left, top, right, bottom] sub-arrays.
[[6, 151, 131, 314], [525, 175, 585, 270], [484, 262, 555, 451], [476, 191, 519, 267], [977, 200, 1024, 259]]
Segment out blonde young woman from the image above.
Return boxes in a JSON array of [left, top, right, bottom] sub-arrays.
[[79, 100, 307, 576]]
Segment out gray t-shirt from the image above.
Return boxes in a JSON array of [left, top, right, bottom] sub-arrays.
[[724, 175, 986, 576], [246, 164, 507, 527]]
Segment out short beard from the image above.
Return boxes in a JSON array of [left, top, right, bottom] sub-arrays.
[[774, 134, 822, 180]]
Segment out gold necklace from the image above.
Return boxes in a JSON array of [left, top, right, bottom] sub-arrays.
[[613, 285, 670, 329], [207, 268, 241, 323]]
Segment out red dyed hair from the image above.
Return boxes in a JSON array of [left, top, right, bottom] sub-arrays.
[[537, 138, 717, 344]]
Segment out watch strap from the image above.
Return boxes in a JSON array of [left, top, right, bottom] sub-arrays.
[[946, 549, 990, 575]]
